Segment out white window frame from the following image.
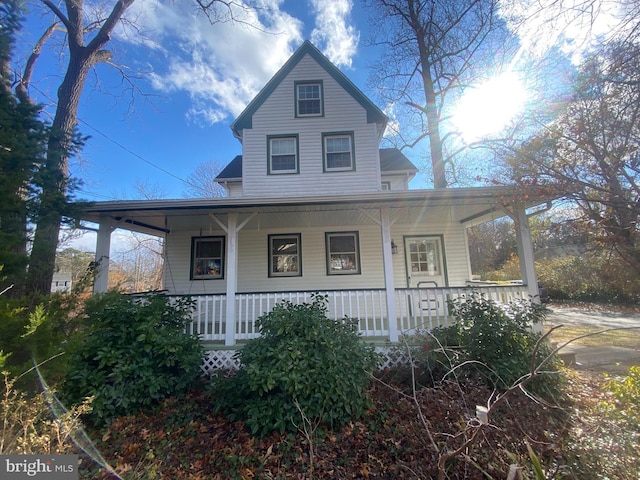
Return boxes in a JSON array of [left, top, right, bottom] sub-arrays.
[[191, 236, 224, 280], [295, 81, 323, 117], [323, 132, 355, 172], [268, 233, 302, 277], [325, 231, 361, 275], [268, 135, 299, 174]]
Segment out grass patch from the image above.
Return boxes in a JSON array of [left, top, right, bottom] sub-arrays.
[[546, 323, 640, 349]]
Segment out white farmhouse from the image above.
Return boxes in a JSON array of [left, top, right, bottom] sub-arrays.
[[77, 41, 549, 358]]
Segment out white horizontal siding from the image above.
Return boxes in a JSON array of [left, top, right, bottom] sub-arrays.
[[241, 54, 381, 197], [163, 216, 472, 296], [381, 174, 410, 191]]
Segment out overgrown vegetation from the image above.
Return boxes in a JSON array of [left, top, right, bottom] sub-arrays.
[[62, 292, 203, 426], [0, 371, 88, 455], [402, 292, 560, 394], [211, 295, 380, 436]]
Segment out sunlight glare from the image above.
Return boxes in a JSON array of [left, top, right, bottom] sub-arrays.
[[453, 72, 527, 142]]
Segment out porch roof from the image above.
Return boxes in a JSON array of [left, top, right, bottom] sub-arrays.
[[76, 186, 555, 236]]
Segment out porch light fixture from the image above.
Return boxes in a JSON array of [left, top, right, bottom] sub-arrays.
[[391, 240, 398, 255]]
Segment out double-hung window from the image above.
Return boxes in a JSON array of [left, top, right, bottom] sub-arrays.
[[268, 135, 298, 174], [325, 231, 360, 275], [323, 132, 355, 171], [295, 81, 323, 117], [268, 234, 302, 277], [191, 236, 224, 280]]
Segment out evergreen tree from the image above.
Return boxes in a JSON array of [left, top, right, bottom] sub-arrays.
[[0, 2, 48, 295]]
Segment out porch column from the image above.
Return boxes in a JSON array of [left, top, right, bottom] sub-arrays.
[[380, 208, 399, 342], [514, 206, 540, 300], [93, 219, 113, 294], [225, 212, 238, 346]]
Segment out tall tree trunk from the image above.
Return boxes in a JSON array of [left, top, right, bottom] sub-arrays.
[[26, 50, 92, 295]]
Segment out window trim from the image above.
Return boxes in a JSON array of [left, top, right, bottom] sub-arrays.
[[267, 134, 299, 175], [190, 236, 225, 280], [322, 131, 355, 172], [295, 80, 324, 118], [381, 181, 391, 191], [268, 233, 302, 277], [325, 231, 361, 275], [403, 235, 445, 279]]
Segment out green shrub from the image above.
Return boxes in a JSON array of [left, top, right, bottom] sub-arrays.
[[212, 295, 380, 436], [419, 292, 560, 393], [0, 292, 84, 387], [603, 365, 640, 426], [62, 292, 204, 425]]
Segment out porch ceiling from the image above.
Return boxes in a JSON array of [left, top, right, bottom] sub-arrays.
[[76, 187, 556, 236]]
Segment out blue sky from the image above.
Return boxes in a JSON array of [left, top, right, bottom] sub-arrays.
[[16, 0, 396, 201], [14, 0, 625, 205]]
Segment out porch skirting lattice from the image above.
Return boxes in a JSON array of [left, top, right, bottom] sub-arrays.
[[200, 346, 411, 376]]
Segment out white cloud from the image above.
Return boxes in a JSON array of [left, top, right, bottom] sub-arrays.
[[499, 0, 628, 62], [117, 0, 303, 124], [309, 0, 359, 68]]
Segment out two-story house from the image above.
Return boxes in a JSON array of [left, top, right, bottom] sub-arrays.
[[78, 41, 551, 364]]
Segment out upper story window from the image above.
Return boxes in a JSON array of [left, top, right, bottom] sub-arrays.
[[269, 233, 302, 277], [295, 81, 323, 117], [381, 181, 391, 191], [268, 135, 299, 174], [191, 236, 224, 280], [323, 132, 355, 172]]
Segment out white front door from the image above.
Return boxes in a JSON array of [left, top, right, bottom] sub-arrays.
[[404, 236, 445, 288]]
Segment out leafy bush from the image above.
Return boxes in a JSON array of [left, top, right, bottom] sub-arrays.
[[536, 253, 640, 304], [212, 295, 380, 436], [417, 292, 560, 393], [63, 292, 203, 425], [603, 365, 640, 426]]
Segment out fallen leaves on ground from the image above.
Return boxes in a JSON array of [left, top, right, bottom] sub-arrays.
[[79, 369, 637, 479]]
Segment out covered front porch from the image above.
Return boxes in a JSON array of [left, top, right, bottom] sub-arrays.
[[77, 187, 551, 351]]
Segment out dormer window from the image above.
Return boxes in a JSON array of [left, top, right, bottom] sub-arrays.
[[323, 132, 355, 172], [268, 135, 299, 174], [295, 81, 323, 117]]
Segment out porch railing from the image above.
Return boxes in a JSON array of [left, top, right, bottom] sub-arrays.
[[180, 284, 530, 343]]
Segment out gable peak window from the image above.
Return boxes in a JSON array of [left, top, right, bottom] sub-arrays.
[[268, 135, 299, 174], [296, 81, 323, 117], [323, 132, 355, 172]]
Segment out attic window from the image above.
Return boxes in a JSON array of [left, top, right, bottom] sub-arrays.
[[296, 81, 323, 117]]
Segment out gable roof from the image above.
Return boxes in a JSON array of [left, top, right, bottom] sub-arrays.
[[231, 40, 387, 137], [215, 148, 417, 182]]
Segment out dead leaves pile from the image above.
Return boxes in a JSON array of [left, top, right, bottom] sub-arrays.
[[80, 372, 613, 479]]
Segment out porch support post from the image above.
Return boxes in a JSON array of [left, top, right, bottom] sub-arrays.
[[380, 207, 398, 342], [514, 206, 540, 301], [93, 219, 113, 294], [225, 213, 238, 346]]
